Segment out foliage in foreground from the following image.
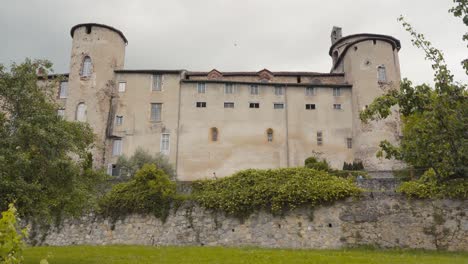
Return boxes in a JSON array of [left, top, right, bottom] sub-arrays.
[[305, 156, 368, 179], [398, 169, 468, 199], [0, 59, 107, 224], [0, 204, 26, 264], [99, 164, 178, 222], [192, 168, 362, 218], [116, 147, 175, 178]]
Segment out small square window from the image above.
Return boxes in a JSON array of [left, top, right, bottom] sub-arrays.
[[115, 115, 123, 126], [333, 87, 341, 96], [274, 103, 284, 109], [333, 104, 342, 110], [118, 82, 126, 93], [250, 85, 259, 95], [196, 102, 207, 108], [275, 86, 284, 95], [305, 104, 316, 110], [224, 102, 234, 108], [197, 83, 206, 93], [305, 87, 315, 96], [249, 103, 260, 108], [224, 84, 234, 94]]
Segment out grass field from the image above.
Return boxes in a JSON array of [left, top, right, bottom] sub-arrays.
[[23, 245, 468, 264]]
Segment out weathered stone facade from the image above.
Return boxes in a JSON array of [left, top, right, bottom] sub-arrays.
[[35, 195, 468, 251]]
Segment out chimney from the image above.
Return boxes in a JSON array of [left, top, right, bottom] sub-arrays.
[[331, 26, 342, 45]]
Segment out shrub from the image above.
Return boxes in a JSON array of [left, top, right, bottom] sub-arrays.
[[99, 164, 177, 221], [0, 204, 27, 264], [343, 161, 364, 171], [116, 147, 175, 178], [192, 167, 362, 218], [398, 169, 468, 199], [304, 157, 330, 171]]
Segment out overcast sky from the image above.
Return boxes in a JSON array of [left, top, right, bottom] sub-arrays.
[[1, 0, 466, 84]]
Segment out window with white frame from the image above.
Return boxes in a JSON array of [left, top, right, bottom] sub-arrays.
[[59, 81, 68, 98], [224, 102, 234, 108], [76, 102, 86, 122], [57, 109, 65, 118], [250, 85, 259, 95], [160, 134, 170, 154], [118, 82, 126, 92], [333, 104, 342, 110], [197, 82, 206, 93], [224, 83, 234, 94], [275, 86, 284, 95], [115, 115, 123, 126], [112, 138, 122, 156], [333, 87, 341, 96], [305, 87, 315, 96], [150, 103, 162, 121], [274, 103, 284, 109], [378, 65, 387, 82], [81, 56, 92, 77], [152, 74, 162, 91]]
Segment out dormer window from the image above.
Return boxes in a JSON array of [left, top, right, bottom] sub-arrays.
[[81, 56, 92, 77]]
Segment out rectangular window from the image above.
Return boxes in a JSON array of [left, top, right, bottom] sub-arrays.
[[224, 83, 234, 94], [317, 131, 323, 146], [107, 164, 120, 177], [347, 138, 352, 149], [333, 87, 341, 96], [150, 103, 162, 121], [196, 102, 207, 108], [152, 75, 162, 91], [275, 86, 284, 95], [115, 115, 123, 126], [59, 81, 68, 98], [160, 134, 170, 155], [118, 82, 126, 92], [57, 109, 65, 117], [333, 104, 342, 110], [250, 85, 259, 95], [274, 103, 284, 109], [305, 87, 315, 96], [197, 82, 206, 93], [378, 66, 387, 82], [224, 102, 234, 108], [305, 104, 316, 110], [249, 102, 260, 108], [112, 139, 122, 156]]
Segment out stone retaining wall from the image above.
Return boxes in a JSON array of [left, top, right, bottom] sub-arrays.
[[35, 195, 468, 251]]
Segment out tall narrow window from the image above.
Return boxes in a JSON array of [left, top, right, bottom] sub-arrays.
[[224, 83, 234, 94], [152, 74, 162, 91], [112, 139, 122, 156], [346, 138, 352, 149], [275, 86, 284, 95], [267, 128, 273, 142], [250, 85, 259, 95], [115, 115, 123, 126], [118, 82, 126, 92], [197, 83, 206, 93], [81, 56, 92, 77], [378, 65, 387, 82], [317, 131, 323, 146], [76, 102, 86, 122], [150, 103, 162, 122], [59, 81, 68, 98], [305, 87, 315, 96], [160, 134, 170, 155], [211, 127, 218, 142], [333, 87, 341, 96]]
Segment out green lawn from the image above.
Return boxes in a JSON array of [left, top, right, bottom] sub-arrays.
[[24, 245, 468, 264]]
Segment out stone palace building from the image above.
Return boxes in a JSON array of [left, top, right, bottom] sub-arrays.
[[49, 23, 402, 180]]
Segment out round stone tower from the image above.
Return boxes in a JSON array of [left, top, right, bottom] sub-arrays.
[[65, 23, 127, 167], [329, 29, 403, 171]]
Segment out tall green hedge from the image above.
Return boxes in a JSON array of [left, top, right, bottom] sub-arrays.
[[192, 168, 362, 218]]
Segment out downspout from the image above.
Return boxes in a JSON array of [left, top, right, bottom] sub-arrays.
[[285, 85, 290, 167], [174, 71, 185, 178]]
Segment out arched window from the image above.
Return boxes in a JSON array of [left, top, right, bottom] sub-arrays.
[[377, 65, 387, 83], [267, 128, 273, 142], [81, 56, 92, 77], [211, 127, 218, 142], [76, 102, 87, 122]]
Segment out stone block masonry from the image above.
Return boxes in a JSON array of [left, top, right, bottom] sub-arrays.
[[35, 195, 467, 251]]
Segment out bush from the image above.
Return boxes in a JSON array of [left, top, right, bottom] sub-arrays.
[[398, 169, 468, 199], [0, 204, 27, 264], [343, 161, 364, 171], [304, 157, 330, 171], [99, 164, 177, 222], [116, 147, 175, 178], [192, 168, 362, 218]]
